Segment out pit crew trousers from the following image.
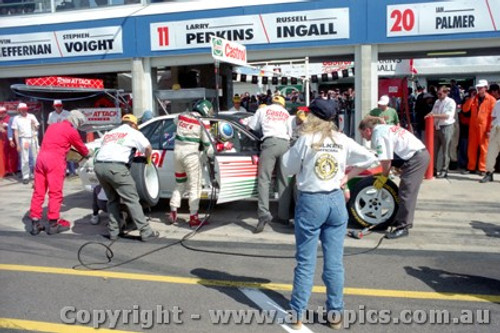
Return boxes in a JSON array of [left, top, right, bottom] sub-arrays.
[[434, 123, 454, 172], [94, 162, 154, 239], [19, 137, 38, 180], [170, 148, 202, 212], [393, 149, 430, 229], [30, 152, 66, 220], [486, 126, 500, 172]]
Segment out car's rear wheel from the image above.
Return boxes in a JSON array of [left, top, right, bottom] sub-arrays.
[[130, 157, 160, 207], [348, 176, 399, 229]]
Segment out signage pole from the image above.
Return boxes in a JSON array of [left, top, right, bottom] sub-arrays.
[[305, 56, 310, 106], [214, 60, 220, 115]]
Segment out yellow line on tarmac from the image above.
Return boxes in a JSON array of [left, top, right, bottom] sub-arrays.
[[1, 264, 499, 304], [0, 318, 138, 333]]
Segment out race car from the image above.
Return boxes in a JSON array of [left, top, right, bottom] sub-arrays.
[[78, 112, 399, 228]]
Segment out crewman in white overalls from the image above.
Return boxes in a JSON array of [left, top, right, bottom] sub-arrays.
[[12, 103, 39, 184]]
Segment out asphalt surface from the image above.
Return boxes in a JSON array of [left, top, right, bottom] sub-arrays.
[[0, 171, 499, 332]]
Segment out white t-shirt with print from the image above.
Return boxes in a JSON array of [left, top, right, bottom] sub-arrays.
[[47, 109, 70, 124], [11, 114, 39, 138], [282, 131, 377, 192], [96, 124, 150, 164], [371, 124, 425, 161], [248, 104, 292, 141]]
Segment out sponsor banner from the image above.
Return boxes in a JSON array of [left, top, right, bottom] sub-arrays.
[[211, 37, 247, 66], [387, 0, 499, 37], [26, 76, 104, 89], [151, 8, 349, 51], [80, 108, 121, 125], [0, 27, 123, 62], [0, 101, 42, 113]]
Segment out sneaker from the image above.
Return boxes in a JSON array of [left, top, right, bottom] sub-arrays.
[[165, 211, 177, 225], [90, 214, 100, 225], [141, 230, 160, 242], [22, 179, 29, 185], [46, 219, 71, 235], [328, 314, 343, 330], [189, 214, 203, 227], [289, 320, 302, 330], [479, 172, 493, 183], [30, 218, 44, 236]]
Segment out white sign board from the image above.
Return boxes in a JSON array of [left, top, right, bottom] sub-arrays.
[[80, 108, 122, 125], [151, 8, 349, 51], [387, 0, 499, 37], [0, 27, 123, 61], [211, 37, 247, 66]]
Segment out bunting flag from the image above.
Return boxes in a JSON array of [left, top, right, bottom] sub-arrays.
[[231, 68, 354, 84]]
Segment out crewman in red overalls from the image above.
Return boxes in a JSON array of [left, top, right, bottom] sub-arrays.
[[29, 110, 89, 235], [0, 106, 18, 176]]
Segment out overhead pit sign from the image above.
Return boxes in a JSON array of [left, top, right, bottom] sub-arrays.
[[151, 8, 349, 51], [211, 37, 247, 66], [387, 0, 499, 37], [0, 27, 123, 61]]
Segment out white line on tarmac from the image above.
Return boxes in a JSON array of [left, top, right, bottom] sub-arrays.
[[239, 287, 314, 333]]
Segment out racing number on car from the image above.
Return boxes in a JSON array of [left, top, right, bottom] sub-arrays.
[[389, 8, 415, 32]]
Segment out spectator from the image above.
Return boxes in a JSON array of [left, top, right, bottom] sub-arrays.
[[369, 95, 400, 126], [229, 96, 247, 112], [457, 88, 475, 171]]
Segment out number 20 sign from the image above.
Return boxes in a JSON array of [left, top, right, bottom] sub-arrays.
[[387, 5, 419, 37]]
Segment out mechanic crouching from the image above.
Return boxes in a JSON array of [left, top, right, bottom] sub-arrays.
[[29, 110, 90, 235], [94, 114, 159, 241]]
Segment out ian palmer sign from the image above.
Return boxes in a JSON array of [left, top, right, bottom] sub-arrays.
[[151, 8, 349, 51], [387, 0, 499, 37]]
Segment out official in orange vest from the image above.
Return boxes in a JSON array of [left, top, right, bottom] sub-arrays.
[[462, 80, 497, 174]]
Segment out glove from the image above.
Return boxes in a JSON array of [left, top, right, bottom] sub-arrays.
[[373, 175, 388, 190], [223, 142, 233, 151]]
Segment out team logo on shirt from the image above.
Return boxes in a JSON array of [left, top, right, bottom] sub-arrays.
[[314, 153, 338, 180]]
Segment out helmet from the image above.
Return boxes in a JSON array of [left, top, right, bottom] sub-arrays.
[[218, 121, 234, 142], [272, 95, 286, 107], [193, 100, 214, 117], [122, 114, 138, 126], [67, 110, 86, 129]]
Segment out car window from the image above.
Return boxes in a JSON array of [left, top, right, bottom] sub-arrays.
[[140, 119, 176, 150]]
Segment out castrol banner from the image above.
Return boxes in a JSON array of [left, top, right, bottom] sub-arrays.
[[211, 37, 247, 66], [387, 0, 499, 37], [151, 8, 349, 51], [0, 26, 123, 62], [80, 108, 121, 125], [26, 76, 104, 89]]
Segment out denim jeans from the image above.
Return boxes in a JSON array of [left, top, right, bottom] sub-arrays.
[[290, 189, 348, 319]]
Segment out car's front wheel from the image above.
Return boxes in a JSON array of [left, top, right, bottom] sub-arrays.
[[130, 157, 160, 207], [348, 176, 399, 229]]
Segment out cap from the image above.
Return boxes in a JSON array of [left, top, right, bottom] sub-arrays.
[[476, 79, 488, 88], [309, 98, 336, 121], [377, 95, 390, 106], [17, 103, 28, 110], [0, 106, 6, 113], [297, 106, 310, 112], [172, 83, 181, 90], [272, 95, 286, 107], [232, 96, 241, 103], [53, 99, 63, 106], [122, 114, 138, 126]]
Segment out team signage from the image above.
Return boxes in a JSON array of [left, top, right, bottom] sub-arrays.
[[211, 37, 247, 66], [0, 27, 123, 61], [387, 0, 499, 37], [80, 108, 122, 125], [26, 76, 104, 89], [151, 8, 349, 51]]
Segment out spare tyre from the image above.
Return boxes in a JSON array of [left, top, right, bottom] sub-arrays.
[[130, 156, 160, 207], [347, 175, 399, 229]]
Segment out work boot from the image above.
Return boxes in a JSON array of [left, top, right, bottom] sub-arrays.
[[46, 219, 71, 235], [253, 215, 271, 234], [30, 218, 44, 236], [479, 172, 493, 183], [165, 211, 177, 225], [189, 213, 203, 227]]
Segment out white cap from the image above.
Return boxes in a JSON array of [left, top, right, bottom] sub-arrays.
[[53, 99, 63, 106], [0, 106, 7, 113], [475, 79, 488, 88], [17, 103, 28, 110], [378, 95, 390, 106]]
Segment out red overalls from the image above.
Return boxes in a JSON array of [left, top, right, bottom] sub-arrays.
[[0, 114, 18, 175], [30, 121, 88, 221]]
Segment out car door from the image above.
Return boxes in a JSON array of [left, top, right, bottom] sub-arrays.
[[208, 119, 260, 204], [140, 117, 177, 198]]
